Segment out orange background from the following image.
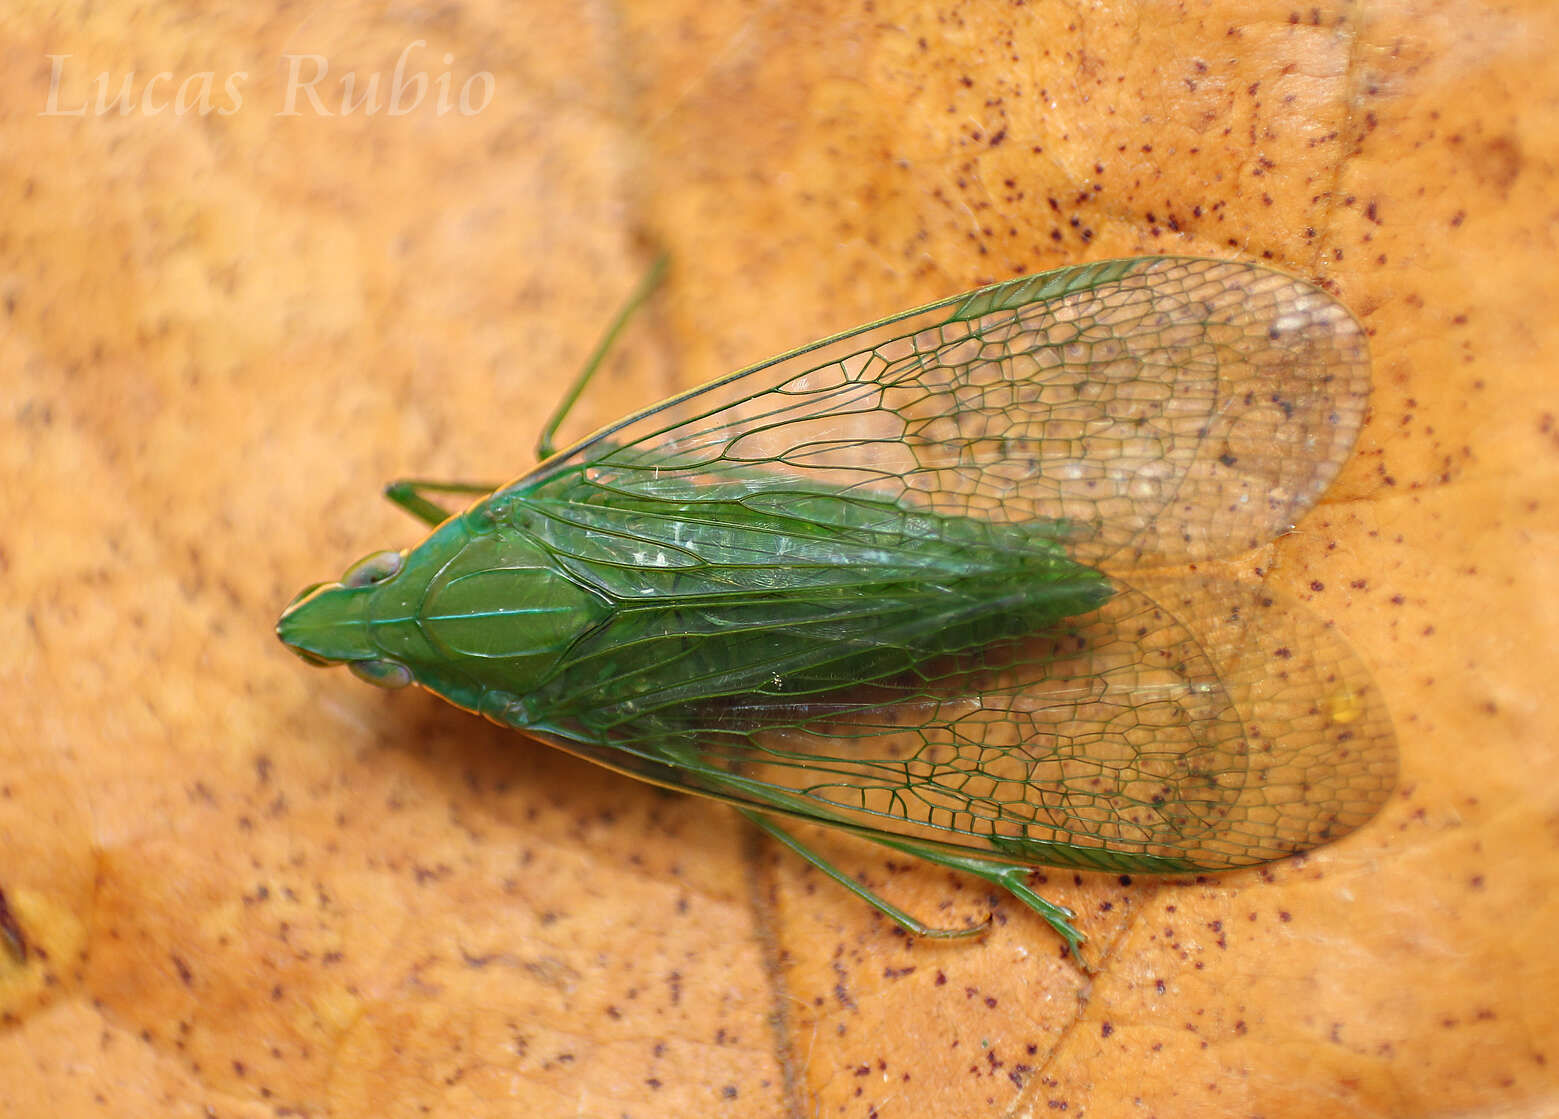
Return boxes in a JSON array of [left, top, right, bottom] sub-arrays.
[[3, 2, 1555, 1116]]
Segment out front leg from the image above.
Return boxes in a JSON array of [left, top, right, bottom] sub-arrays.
[[384, 479, 502, 526]]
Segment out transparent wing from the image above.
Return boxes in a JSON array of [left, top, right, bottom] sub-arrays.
[[523, 255, 1372, 568], [505, 256, 1393, 870], [532, 576, 1397, 872]]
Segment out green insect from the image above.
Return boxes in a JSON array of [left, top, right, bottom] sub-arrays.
[[278, 255, 1396, 965]]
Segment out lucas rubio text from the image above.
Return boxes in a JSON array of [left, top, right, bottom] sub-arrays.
[[40, 42, 495, 118]]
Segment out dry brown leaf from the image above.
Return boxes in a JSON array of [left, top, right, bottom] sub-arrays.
[[2, 2, 1555, 1117]]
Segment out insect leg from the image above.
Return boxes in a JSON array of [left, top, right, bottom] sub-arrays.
[[739, 809, 989, 940], [865, 835, 1092, 968], [536, 253, 669, 461], [383, 480, 500, 526]]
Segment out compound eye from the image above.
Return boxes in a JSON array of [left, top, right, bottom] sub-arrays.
[[349, 658, 412, 689], [341, 550, 404, 588]]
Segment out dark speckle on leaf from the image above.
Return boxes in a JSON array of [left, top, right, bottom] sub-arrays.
[[0, 888, 27, 964]]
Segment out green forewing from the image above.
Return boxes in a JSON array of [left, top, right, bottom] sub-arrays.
[[532, 256, 1371, 566], [470, 256, 1395, 873]]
